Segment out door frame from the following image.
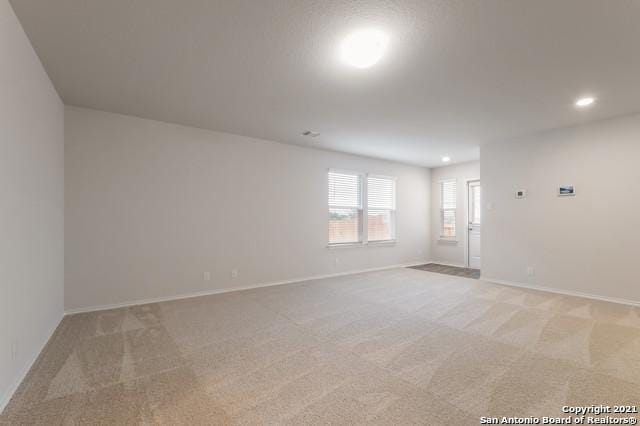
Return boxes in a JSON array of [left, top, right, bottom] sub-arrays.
[[465, 178, 481, 268]]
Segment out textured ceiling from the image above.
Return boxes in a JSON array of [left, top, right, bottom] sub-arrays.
[[10, 0, 640, 167]]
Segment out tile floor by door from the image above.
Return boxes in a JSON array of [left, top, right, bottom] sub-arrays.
[[410, 263, 481, 279]]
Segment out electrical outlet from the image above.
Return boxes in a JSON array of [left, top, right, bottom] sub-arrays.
[[231, 269, 238, 279], [11, 339, 18, 361], [526, 266, 535, 277], [203, 272, 211, 281]]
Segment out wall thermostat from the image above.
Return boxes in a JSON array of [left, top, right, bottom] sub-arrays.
[[515, 190, 526, 199]]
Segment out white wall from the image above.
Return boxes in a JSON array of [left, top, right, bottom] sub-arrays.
[[430, 161, 480, 267], [482, 113, 640, 304], [65, 107, 431, 311], [0, 0, 64, 411]]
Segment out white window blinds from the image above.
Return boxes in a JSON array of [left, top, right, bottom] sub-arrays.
[[367, 176, 396, 242], [440, 179, 457, 238], [328, 171, 363, 244], [328, 171, 397, 245]]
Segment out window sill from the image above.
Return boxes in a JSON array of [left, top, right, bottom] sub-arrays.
[[327, 242, 365, 249], [367, 240, 397, 246], [437, 238, 458, 244], [327, 240, 397, 249]]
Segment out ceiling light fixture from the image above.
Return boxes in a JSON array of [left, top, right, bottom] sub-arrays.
[[340, 29, 389, 69], [442, 156, 451, 163], [575, 96, 595, 108]]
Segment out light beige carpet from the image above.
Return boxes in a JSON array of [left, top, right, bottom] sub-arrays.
[[2, 268, 640, 425]]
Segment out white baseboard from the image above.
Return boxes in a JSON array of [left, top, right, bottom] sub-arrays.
[[481, 276, 640, 307], [0, 312, 63, 415], [64, 260, 431, 315]]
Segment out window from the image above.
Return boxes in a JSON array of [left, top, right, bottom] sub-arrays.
[[328, 170, 396, 245], [440, 179, 457, 239], [328, 171, 363, 244], [471, 184, 481, 224], [367, 175, 396, 242]]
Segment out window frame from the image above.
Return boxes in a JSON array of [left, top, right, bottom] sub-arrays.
[[328, 169, 364, 246], [366, 174, 397, 244], [327, 169, 397, 247], [439, 178, 457, 240]]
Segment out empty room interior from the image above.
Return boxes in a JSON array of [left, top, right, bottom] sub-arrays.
[[2, 0, 640, 424]]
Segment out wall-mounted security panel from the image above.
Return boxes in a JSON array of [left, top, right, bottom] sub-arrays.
[[515, 190, 527, 199], [558, 185, 575, 196]]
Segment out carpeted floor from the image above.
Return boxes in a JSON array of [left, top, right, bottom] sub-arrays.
[[410, 263, 481, 279], [2, 268, 640, 425]]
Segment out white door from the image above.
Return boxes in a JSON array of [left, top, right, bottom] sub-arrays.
[[467, 180, 481, 269]]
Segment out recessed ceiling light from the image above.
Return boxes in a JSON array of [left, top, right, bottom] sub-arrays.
[[340, 29, 389, 69], [575, 96, 595, 107], [442, 156, 451, 163]]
